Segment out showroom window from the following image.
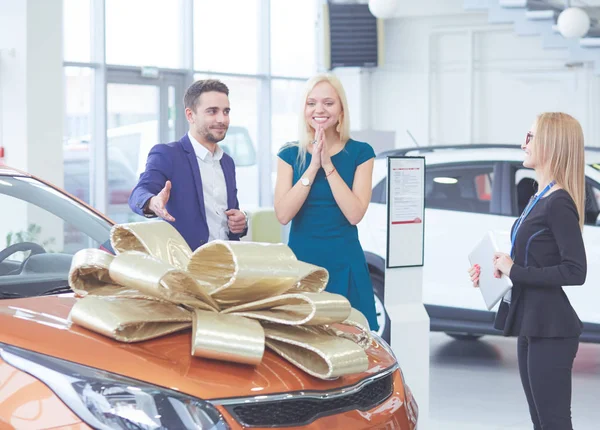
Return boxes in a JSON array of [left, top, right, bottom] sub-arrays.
[[271, 79, 305, 157], [193, 0, 260, 74], [220, 129, 257, 167], [63, 0, 91, 63], [106, 83, 160, 223], [106, 0, 185, 68], [63, 67, 94, 205], [63, 0, 318, 211], [270, 0, 317, 77]]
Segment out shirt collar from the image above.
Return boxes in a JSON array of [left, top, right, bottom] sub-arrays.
[[188, 132, 224, 161]]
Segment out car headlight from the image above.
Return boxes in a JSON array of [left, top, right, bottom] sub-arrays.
[[0, 344, 230, 430], [370, 330, 397, 361], [403, 375, 418, 427], [369, 332, 418, 427]]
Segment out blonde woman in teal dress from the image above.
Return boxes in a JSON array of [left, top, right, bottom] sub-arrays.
[[274, 73, 379, 331]]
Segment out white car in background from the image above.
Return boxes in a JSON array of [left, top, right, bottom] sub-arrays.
[[359, 144, 600, 342]]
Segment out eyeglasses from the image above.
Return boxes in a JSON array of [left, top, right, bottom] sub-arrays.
[[525, 132, 534, 145]]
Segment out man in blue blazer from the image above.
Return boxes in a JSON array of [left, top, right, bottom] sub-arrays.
[[129, 79, 247, 250]]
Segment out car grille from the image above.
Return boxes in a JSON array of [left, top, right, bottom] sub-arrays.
[[225, 372, 394, 427]]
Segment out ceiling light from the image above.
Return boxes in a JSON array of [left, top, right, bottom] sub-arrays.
[[368, 0, 398, 19], [557, 7, 591, 39], [433, 177, 458, 184]]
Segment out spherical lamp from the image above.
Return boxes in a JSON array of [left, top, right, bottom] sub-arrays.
[[557, 7, 591, 39], [368, 0, 398, 19]]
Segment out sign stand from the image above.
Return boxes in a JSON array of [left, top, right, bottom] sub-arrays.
[[385, 156, 430, 428]]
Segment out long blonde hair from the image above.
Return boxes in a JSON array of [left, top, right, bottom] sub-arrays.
[[292, 73, 351, 169], [535, 112, 585, 229]]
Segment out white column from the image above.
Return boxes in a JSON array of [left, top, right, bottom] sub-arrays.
[[0, 0, 64, 250], [385, 156, 430, 428], [0, 0, 64, 184], [385, 267, 430, 428]]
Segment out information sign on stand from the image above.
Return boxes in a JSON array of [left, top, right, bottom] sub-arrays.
[[386, 156, 425, 268], [384, 155, 429, 427]]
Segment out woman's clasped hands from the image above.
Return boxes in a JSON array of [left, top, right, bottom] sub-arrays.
[[309, 126, 324, 170], [309, 125, 334, 173]]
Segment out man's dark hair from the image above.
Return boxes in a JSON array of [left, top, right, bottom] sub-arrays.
[[184, 79, 229, 111]]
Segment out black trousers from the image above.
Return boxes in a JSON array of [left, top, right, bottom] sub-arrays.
[[517, 336, 579, 430]]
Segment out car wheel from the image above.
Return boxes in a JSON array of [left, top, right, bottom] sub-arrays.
[[370, 269, 391, 345], [445, 333, 483, 341]]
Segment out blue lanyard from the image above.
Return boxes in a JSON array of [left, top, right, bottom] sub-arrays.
[[510, 180, 555, 258]]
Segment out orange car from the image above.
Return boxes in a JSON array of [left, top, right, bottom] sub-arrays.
[[0, 165, 418, 430]]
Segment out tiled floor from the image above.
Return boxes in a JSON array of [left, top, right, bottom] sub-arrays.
[[428, 332, 600, 429]]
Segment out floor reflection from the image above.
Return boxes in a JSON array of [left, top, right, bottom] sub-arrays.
[[430, 337, 502, 365]]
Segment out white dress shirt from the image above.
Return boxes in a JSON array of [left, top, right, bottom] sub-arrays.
[[188, 132, 229, 241]]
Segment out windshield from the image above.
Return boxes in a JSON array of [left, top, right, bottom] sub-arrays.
[[0, 175, 112, 299]]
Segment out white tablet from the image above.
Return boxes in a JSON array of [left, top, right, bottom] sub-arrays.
[[468, 231, 513, 310]]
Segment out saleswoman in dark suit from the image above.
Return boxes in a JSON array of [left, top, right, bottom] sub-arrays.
[[469, 112, 587, 430]]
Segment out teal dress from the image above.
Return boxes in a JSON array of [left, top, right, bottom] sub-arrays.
[[278, 139, 379, 331]]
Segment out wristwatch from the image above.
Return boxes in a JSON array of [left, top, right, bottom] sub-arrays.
[[301, 177, 311, 187], [141, 198, 157, 218]]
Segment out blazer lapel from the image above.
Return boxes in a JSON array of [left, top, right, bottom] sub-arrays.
[[179, 135, 207, 222]]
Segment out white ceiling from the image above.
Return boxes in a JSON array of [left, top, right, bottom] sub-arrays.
[[555, 0, 600, 7], [385, 0, 600, 19]]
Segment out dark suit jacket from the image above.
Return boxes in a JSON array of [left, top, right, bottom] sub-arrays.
[[495, 190, 586, 338], [128, 134, 244, 250]]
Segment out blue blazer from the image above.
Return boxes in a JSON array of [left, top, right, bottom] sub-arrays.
[[129, 134, 244, 250]]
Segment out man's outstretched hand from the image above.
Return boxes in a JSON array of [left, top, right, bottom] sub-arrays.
[[148, 181, 176, 222]]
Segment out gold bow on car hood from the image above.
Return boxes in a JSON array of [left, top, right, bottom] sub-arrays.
[[68, 221, 371, 380]]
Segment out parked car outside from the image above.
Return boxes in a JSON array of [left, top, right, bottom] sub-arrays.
[[0, 165, 417, 429], [359, 144, 600, 342]]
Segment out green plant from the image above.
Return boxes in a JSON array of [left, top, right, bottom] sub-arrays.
[[6, 223, 56, 250]]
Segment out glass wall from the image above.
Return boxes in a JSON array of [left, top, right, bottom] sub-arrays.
[[271, 79, 305, 156], [106, 83, 160, 223], [63, 0, 317, 215], [63, 0, 91, 63], [270, 0, 317, 78], [193, 0, 260, 74], [63, 67, 93, 204], [106, 0, 186, 68]]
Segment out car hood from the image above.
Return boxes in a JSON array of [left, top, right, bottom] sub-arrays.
[[0, 295, 396, 400]]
